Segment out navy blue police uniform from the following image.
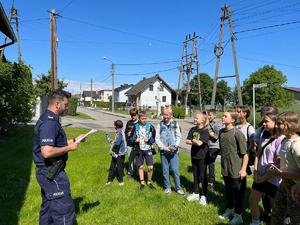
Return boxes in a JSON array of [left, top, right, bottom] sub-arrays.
[[33, 109, 75, 225]]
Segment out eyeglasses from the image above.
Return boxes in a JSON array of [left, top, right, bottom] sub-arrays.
[[237, 110, 242, 113]]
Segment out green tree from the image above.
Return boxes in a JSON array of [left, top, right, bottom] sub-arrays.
[[0, 61, 35, 134], [216, 80, 231, 111], [190, 73, 213, 107], [34, 71, 67, 97], [242, 65, 293, 108]]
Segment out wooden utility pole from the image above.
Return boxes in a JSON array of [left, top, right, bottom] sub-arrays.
[[176, 32, 202, 114], [50, 9, 58, 90], [210, 5, 243, 109]]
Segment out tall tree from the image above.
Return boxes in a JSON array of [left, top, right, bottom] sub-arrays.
[[34, 71, 67, 97], [190, 73, 213, 107], [216, 80, 231, 111], [242, 65, 293, 108]]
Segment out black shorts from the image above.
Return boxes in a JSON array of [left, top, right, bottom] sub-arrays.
[[136, 150, 153, 167], [252, 181, 278, 198]]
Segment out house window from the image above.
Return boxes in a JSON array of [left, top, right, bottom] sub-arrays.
[[162, 96, 166, 102], [155, 96, 157, 99], [149, 85, 153, 91], [159, 86, 164, 92]]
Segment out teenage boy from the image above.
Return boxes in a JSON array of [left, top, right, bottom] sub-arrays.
[[132, 111, 156, 190], [125, 108, 139, 178], [207, 109, 223, 190]]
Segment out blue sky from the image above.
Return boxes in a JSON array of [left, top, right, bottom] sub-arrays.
[[2, 0, 300, 94]]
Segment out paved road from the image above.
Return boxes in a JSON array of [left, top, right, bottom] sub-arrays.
[[61, 107, 195, 150]]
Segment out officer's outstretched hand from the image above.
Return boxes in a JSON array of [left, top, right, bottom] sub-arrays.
[[68, 142, 79, 151]]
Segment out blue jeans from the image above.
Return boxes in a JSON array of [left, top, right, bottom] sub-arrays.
[[160, 152, 181, 191]]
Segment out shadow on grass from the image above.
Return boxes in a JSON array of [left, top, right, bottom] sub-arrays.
[[0, 125, 34, 225], [74, 197, 100, 214]]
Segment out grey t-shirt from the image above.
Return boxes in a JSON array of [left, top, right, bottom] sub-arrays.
[[208, 119, 223, 149]]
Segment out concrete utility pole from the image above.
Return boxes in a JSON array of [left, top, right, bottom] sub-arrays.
[[1, 0, 22, 62], [176, 32, 202, 115], [111, 63, 115, 113], [50, 9, 59, 90], [90, 78, 93, 106], [211, 5, 243, 109]]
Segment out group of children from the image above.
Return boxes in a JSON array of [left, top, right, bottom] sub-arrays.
[[105, 105, 300, 225]]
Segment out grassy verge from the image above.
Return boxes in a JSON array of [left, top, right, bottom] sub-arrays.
[[1, 126, 260, 225], [73, 112, 95, 120]]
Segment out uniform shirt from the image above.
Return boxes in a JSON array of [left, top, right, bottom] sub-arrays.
[[280, 137, 300, 182], [33, 109, 68, 167], [187, 127, 209, 159], [219, 127, 247, 178]]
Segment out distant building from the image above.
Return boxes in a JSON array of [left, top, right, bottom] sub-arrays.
[[114, 84, 133, 103], [285, 87, 300, 103], [99, 90, 112, 102], [82, 91, 99, 102], [125, 74, 175, 109]]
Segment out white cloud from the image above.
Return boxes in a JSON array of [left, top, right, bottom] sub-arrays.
[[64, 80, 111, 95]]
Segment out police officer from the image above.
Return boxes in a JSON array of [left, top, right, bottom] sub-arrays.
[[33, 90, 83, 225]]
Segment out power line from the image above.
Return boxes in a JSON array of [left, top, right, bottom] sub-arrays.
[[235, 20, 300, 34], [19, 17, 49, 23], [58, 0, 77, 13], [115, 67, 178, 76], [115, 59, 180, 66], [233, 2, 300, 22], [239, 56, 300, 69], [61, 16, 180, 46]]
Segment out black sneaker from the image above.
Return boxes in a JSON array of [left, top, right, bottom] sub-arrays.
[[148, 183, 156, 190], [140, 184, 145, 190]]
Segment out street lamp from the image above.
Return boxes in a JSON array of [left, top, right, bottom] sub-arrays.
[[103, 57, 115, 113], [253, 83, 267, 129]]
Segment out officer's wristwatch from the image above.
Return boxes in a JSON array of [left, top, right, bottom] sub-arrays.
[[73, 138, 76, 143]]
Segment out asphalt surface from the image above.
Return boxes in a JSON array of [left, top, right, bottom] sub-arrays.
[[60, 107, 195, 150]]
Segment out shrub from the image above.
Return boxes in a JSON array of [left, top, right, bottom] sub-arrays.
[[68, 97, 78, 116], [0, 61, 35, 134], [172, 106, 185, 119]]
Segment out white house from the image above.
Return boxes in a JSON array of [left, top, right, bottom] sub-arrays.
[[99, 90, 112, 102], [125, 74, 175, 109], [114, 84, 133, 102]]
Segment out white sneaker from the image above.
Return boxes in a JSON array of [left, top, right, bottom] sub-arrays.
[[105, 181, 112, 185], [164, 188, 172, 194], [177, 189, 185, 196], [187, 192, 199, 201], [219, 208, 234, 220], [284, 217, 291, 225], [199, 195, 207, 206], [118, 182, 124, 186], [229, 213, 243, 225]]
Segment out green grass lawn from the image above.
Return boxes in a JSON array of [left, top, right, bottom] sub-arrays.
[[1, 126, 259, 225], [72, 112, 95, 120]]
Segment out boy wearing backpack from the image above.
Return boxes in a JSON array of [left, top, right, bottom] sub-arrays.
[[155, 106, 184, 195], [132, 111, 156, 190]]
